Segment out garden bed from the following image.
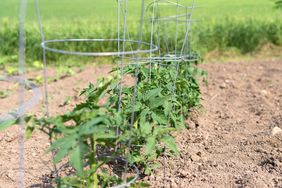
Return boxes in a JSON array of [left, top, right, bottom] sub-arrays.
[[0, 59, 281, 187]]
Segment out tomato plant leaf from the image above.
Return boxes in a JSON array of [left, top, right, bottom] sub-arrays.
[[144, 88, 162, 101], [140, 108, 150, 126], [70, 142, 84, 176], [151, 112, 167, 125], [145, 136, 156, 155], [50, 135, 77, 163], [161, 135, 179, 155], [79, 117, 107, 136], [164, 99, 172, 117], [148, 97, 167, 109], [140, 122, 152, 136], [0, 119, 17, 131]]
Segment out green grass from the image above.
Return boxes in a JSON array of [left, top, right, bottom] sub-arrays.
[[0, 0, 281, 68], [0, 0, 141, 24], [0, 0, 281, 22], [196, 0, 281, 20]]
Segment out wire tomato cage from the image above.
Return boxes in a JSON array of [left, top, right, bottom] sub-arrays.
[[0, 0, 42, 187], [34, 0, 158, 186]]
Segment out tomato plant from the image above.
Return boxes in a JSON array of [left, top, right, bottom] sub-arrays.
[[1, 58, 206, 187]]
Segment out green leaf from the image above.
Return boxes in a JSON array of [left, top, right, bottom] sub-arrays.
[[79, 117, 108, 136], [96, 130, 116, 140], [148, 97, 167, 109], [144, 88, 162, 101], [134, 102, 142, 112], [70, 143, 84, 176], [54, 146, 72, 164], [25, 123, 35, 139], [114, 112, 123, 126], [145, 136, 156, 155], [153, 127, 176, 136], [50, 135, 77, 163], [140, 108, 150, 126], [151, 112, 167, 124], [161, 135, 179, 155], [140, 122, 152, 136], [164, 99, 172, 117], [144, 163, 160, 175], [0, 119, 17, 131], [80, 78, 113, 103]]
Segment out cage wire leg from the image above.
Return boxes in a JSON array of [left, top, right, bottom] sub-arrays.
[[155, 2, 162, 66], [116, 0, 128, 139], [178, 1, 195, 58], [123, 0, 146, 181], [149, 0, 157, 82], [34, 0, 49, 117], [174, 0, 180, 58], [171, 0, 180, 112], [167, 0, 195, 124], [180, 6, 190, 56], [189, 1, 195, 55], [115, 0, 127, 151], [18, 0, 27, 187], [170, 0, 195, 108], [157, 20, 169, 59], [34, 0, 59, 179], [116, 0, 121, 138]]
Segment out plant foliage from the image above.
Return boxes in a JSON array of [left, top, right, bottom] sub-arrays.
[[1, 58, 206, 187]]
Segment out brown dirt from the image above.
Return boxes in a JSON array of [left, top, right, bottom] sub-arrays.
[[0, 60, 282, 188], [147, 60, 282, 188]]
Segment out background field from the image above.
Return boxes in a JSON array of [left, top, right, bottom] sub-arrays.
[[1, 0, 281, 21], [0, 0, 282, 67]]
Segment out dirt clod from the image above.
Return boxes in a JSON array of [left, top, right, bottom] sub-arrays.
[[272, 127, 282, 136]]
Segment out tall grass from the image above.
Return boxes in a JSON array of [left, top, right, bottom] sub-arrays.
[[195, 18, 282, 54], [1, 18, 282, 65]]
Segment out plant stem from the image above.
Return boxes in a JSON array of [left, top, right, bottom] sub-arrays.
[[90, 137, 98, 188]]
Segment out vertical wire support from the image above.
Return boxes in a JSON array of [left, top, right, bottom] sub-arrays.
[[116, 0, 122, 137], [180, 7, 190, 56], [174, 0, 180, 58], [173, 0, 195, 95], [34, 0, 49, 117], [117, 0, 121, 58], [117, 0, 128, 141], [165, 0, 181, 127], [18, 0, 27, 187], [149, 0, 156, 82], [189, 0, 195, 53], [124, 0, 146, 179], [128, 0, 145, 132], [171, 0, 181, 107], [164, 0, 196, 127], [34, 0, 59, 178], [155, 1, 162, 66]]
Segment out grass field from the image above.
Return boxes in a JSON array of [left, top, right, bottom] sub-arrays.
[[0, 0, 281, 22], [0, 0, 281, 67]]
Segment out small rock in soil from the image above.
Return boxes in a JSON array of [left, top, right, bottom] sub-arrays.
[[272, 127, 282, 136], [219, 83, 227, 89], [190, 154, 201, 162], [261, 90, 268, 96]]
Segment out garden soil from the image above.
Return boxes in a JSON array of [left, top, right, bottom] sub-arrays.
[[0, 60, 281, 188]]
